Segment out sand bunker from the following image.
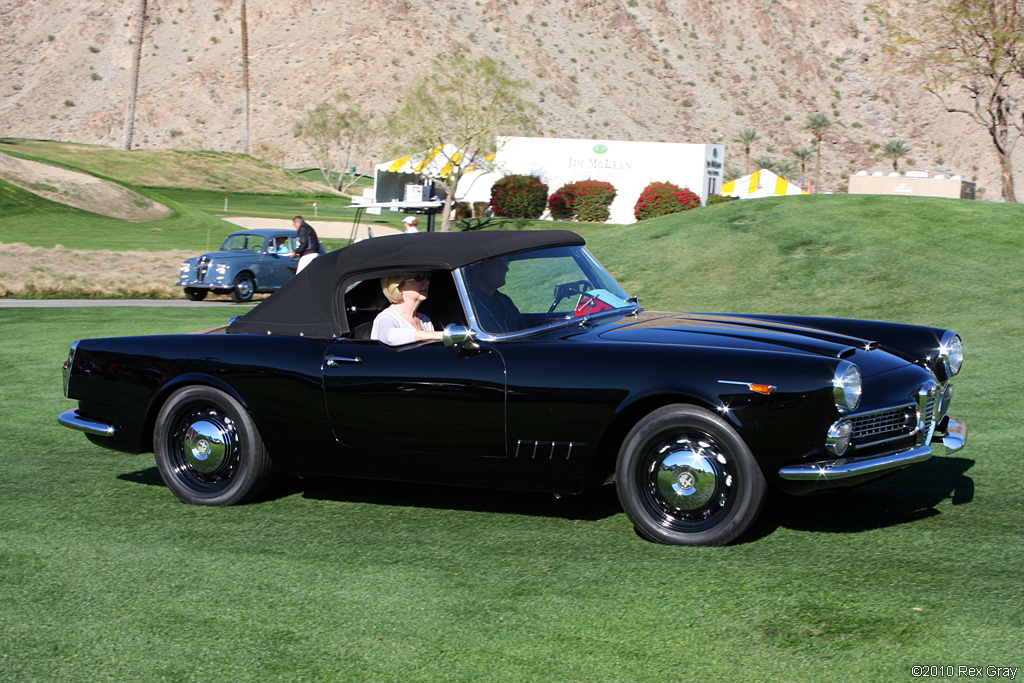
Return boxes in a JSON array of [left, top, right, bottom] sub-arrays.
[[0, 151, 173, 222]]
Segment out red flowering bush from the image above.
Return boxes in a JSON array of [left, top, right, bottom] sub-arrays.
[[548, 180, 617, 222], [633, 182, 701, 221], [489, 175, 549, 219]]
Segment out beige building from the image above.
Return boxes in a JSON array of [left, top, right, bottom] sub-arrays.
[[848, 171, 975, 199]]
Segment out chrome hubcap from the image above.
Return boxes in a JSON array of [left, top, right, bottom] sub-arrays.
[[641, 432, 733, 527], [183, 419, 230, 473]]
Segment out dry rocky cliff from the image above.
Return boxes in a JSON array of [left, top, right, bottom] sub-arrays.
[[0, 0, 1004, 197]]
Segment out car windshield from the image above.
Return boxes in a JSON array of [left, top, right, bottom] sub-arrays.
[[460, 245, 634, 335], [220, 234, 252, 251]]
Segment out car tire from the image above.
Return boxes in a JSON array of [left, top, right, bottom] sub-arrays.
[[616, 404, 766, 546], [153, 386, 273, 506], [230, 273, 255, 303], [183, 288, 208, 301]]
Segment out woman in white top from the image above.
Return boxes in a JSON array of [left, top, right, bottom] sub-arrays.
[[370, 273, 446, 345]]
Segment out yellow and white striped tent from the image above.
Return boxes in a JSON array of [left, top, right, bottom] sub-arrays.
[[720, 169, 807, 199], [380, 144, 495, 179]]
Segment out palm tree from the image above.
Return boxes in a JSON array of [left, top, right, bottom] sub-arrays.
[[752, 155, 777, 173], [802, 113, 832, 192], [731, 128, 760, 175], [791, 146, 814, 179], [123, 0, 147, 151], [773, 159, 799, 180], [881, 139, 912, 172], [241, 0, 250, 155]]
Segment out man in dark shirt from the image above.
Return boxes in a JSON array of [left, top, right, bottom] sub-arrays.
[[289, 215, 320, 272], [466, 257, 525, 333]]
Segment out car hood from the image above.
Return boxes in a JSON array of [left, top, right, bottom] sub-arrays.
[[192, 250, 256, 261], [596, 311, 910, 377]]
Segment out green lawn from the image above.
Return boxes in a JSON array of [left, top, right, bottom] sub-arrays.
[[2, 191, 1021, 679]]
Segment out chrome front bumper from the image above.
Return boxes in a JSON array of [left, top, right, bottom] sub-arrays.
[[779, 416, 966, 481], [58, 410, 116, 437]]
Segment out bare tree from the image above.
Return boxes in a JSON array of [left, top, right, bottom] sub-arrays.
[[388, 54, 536, 231], [122, 0, 147, 151], [873, 0, 1024, 202], [293, 95, 373, 193]]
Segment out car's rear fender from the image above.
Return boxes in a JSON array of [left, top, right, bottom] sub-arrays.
[[138, 372, 252, 454]]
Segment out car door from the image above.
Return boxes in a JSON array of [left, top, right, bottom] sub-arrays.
[[321, 340, 507, 459], [268, 236, 297, 285]]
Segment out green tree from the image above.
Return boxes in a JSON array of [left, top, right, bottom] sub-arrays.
[[803, 113, 832, 192], [873, 0, 1024, 202], [881, 139, 912, 172], [293, 95, 373, 193], [731, 128, 760, 175], [773, 159, 799, 179], [388, 54, 536, 231]]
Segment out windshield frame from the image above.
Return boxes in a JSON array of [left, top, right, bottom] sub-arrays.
[[453, 245, 639, 342]]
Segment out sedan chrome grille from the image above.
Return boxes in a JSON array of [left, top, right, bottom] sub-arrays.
[[197, 256, 210, 282], [850, 405, 916, 447]]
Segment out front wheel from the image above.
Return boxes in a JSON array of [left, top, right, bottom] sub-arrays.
[[616, 404, 766, 546], [183, 287, 208, 301], [230, 273, 255, 303], [153, 386, 273, 506]]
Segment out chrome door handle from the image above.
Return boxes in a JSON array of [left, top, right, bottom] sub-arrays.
[[325, 356, 362, 367]]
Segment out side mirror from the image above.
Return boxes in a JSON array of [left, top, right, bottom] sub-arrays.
[[443, 324, 479, 350]]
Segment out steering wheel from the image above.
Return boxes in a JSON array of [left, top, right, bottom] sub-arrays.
[[548, 280, 591, 316]]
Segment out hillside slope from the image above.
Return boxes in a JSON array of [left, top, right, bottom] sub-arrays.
[[0, 0, 1005, 196]]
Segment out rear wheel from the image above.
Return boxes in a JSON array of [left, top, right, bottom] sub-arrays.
[[230, 273, 255, 303], [154, 386, 273, 506], [184, 288, 208, 301], [616, 404, 766, 546]]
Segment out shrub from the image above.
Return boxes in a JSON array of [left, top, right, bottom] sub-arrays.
[[490, 174, 548, 219], [548, 179, 617, 222], [705, 193, 734, 206], [633, 182, 701, 221]]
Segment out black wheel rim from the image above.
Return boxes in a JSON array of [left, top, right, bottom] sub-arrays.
[[165, 402, 241, 493], [634, 427, 736, 533]]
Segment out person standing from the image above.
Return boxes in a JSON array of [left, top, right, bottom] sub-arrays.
[[289, 215, 320, 272], [402, 215, 420, 233]]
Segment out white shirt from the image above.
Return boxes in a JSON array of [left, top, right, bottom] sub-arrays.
[[370, 308, 435, 346]]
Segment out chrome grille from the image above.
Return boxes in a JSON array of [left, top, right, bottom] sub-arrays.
[[851, 405, 915, 446], [197, 256, 210, 282]]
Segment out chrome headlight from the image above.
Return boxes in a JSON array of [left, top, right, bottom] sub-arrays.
[[180, 261, 190, 273], [826, 419, 853, 456], [833, 361, 862, 412], [938, 332, 963, 377]]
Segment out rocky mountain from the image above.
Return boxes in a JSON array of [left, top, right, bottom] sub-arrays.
[[0, 0, 1005, 197]]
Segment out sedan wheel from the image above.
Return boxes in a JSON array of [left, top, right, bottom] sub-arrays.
[[230, 273, 255, 303], [616, 404, 766, 546], [183, 288, 208, 301], [154, 386, 272, 505]]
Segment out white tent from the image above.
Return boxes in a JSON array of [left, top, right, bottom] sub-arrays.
[[720, 169, 807, 199], [373, 144, 497, 203]]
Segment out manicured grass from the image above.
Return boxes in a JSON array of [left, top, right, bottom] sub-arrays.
[[2, 192, 1021, 680]]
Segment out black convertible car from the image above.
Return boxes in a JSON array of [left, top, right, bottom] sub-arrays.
[[59, 230, 966, 545]]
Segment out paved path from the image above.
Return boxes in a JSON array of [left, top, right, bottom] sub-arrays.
[[221, 216, 401, 239]]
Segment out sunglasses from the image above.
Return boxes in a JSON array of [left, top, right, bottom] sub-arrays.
[[402, 273, 430, 283]]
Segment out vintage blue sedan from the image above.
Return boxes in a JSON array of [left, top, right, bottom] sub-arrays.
[[177, 228, 322, 302], [62, 230, 966, 545]]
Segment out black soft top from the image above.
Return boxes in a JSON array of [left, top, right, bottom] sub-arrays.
[[227, 230, 585, 338]]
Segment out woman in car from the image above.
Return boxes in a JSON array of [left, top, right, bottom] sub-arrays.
[[370, 273, 445, 345]]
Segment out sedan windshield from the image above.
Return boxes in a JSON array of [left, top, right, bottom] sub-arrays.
[[459, 246, 634, 335]]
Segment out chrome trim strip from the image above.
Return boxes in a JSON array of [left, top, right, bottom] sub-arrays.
[[58, 410, 116, 437], [325, 355, 362, 367], [778, 444, 932, 481]]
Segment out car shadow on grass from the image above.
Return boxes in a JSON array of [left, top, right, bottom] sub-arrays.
[[118, 455, 974, 538], [750, 455, 976, 540]]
